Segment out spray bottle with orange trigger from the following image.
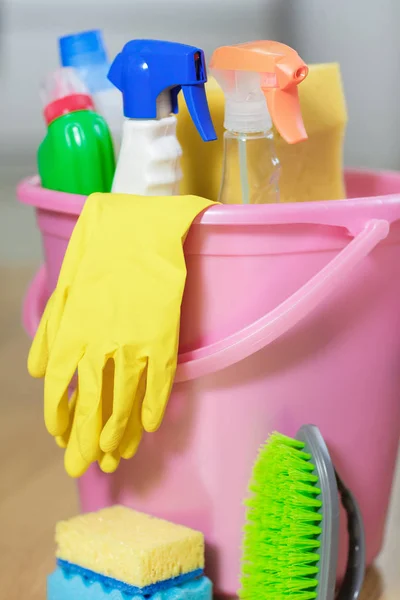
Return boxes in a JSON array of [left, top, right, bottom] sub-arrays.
[[209, 42, 309, 204]]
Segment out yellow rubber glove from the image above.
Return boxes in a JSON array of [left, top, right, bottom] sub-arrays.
[[28, 212, 120, 477], [55, 383, 121, 478], [28, 193, 215, 475]]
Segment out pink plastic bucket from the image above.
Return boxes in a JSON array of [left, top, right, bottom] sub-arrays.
[[18, 170, 400, 597]]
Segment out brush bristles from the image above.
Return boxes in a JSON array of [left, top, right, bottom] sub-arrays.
[[240, 433, 323, 600]]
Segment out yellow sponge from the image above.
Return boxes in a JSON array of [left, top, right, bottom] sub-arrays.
[[275, 63, 347, 203], [55, 506, 204, 587], [177, 63, 347, 203]]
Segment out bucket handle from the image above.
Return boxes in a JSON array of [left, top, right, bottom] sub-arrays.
[[23, 264, 49, 339], [23, 219, 389, 382], [176, 218, 389, 381]]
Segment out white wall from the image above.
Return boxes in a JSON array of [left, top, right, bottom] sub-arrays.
[[0, 0, 285, 167], [1, 0, 400, 171], [282, 0, 400, 170]]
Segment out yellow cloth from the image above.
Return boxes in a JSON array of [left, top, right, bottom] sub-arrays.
[[178, 65, 347, 203], [28, 193, 215, 476]]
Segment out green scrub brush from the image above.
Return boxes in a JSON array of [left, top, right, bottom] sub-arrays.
[[240, 425, 365, 600]]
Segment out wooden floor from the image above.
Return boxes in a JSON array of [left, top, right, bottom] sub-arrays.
[[0, 266, 399, 599]]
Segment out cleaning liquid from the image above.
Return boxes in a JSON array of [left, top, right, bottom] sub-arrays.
[[38, 67, 115, 195], [59, 29, 123, 150], [108, 39, 216, 195], [209, 41, 309, 204]]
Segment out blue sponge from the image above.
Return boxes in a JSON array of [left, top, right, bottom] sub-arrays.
[[47, 567, 212, 600], [57, 559, 203, 596]]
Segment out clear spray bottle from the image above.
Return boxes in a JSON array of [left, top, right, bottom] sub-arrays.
[[210, 41, 309, 204]]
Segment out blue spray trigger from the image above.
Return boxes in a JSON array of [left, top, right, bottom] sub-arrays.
[[169, 86, 181, 115], [182, 84, 217, 141], [107, 39, 216, 142]]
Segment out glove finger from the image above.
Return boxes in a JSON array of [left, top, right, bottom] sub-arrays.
[[76, 350, 108, 463], [98, 450, 121, 474], [101, 357, 115, 423], [95, 360, 122, 471], [99, 348, 147, 453], [141, 356, 176, 433], [64, 397, 91, 478], [119, 370, 145, 460], [44, 343, 82, 437], [27, 293, 55, 378], [55, 388, 78, 449], [28, 274, 75, 379]]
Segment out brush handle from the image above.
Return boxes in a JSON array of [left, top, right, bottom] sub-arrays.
[[336, 473, 366, 600]]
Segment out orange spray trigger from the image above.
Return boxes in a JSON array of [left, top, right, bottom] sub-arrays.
[[210, 40, 308, 143], [266, 86, 307, 144]]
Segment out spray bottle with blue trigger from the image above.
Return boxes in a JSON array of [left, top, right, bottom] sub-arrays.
[[108, 40, 217, 195]]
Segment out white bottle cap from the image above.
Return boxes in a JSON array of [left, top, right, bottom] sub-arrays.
[[213, 70, 272, 133]]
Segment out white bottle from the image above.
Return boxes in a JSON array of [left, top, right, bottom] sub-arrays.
[[107, 39, 217, 196], [92, 87, 123, 154], [112, 93, 182, 195], [59, 29, 123, 152]]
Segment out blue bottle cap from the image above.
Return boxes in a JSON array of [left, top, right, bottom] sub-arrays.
[[108, 39, 217, 142], [59, 30, 108, 68]]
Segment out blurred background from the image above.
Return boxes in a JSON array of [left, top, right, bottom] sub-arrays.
[[1, 0, 400, 262], [1, 4, 400, 598]]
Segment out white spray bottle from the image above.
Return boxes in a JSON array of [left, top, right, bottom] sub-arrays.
[[108, 40, 216, 195]]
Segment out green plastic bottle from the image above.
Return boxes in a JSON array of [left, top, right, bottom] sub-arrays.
[[38, 67, 115, 195]]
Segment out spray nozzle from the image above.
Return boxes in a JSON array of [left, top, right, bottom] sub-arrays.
[[108, 39, 216, 142], [210, 41, 309, 143]]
